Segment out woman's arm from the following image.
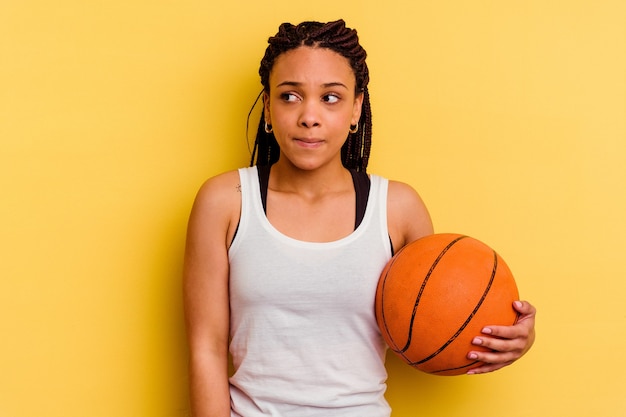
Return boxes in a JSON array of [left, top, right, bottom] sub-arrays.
[[387, 180, 434, 253], [183, 172, 240, 417], [386, 179, 536, 374]]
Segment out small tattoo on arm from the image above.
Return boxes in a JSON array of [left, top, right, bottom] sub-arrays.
[[236, 184, 241, 192]]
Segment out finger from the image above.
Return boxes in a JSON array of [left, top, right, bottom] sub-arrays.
[[466, 360, 513, 375], [468, 347, 520, 365], [479, 323, 526, 340], [481, 309, 535, 339], [471, 334, 526, 354], [513, 300, 537, 316]]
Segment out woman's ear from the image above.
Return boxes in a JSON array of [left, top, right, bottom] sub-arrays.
[[351, 91, 364, 126], [263, 91, 271, 125]]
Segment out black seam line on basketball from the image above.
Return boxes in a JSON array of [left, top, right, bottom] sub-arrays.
[[379, 246, 410, 351], [397, 235, 468, 354], [410, 249, 498, 366], [430, 361, 481, 374]]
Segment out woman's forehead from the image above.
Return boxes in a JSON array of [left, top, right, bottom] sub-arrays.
[[269, 47, 355, 87]]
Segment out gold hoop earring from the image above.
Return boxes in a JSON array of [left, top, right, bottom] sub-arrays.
[[264, 122, 273, 134], [349, 124, 358, 134]]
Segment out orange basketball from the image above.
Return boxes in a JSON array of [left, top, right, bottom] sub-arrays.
[[375, 233, 519, 376]]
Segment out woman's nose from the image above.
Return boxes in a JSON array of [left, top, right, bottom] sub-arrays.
[[298, 100, 321, 128]]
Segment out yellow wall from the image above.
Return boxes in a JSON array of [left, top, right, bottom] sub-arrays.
[[1, 1, 625, 416]]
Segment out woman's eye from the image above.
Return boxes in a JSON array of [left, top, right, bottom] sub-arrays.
[[323, 94, 340, 104], [281, 93, 299, 102]]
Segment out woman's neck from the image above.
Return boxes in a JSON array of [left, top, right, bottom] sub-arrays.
[[268, 158, 352, 199]]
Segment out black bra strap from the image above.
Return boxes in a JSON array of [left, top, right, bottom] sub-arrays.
[[257, 166, 370, 230], [257, 165, 271, 213], [349, 169, 370, 230]]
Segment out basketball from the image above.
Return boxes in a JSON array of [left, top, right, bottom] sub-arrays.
[[375, 233, 519, 376]]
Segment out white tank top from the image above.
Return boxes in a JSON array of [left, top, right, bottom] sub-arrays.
[[228, 166, 392, 417]]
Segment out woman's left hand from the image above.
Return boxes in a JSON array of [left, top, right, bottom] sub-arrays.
[[466, 300, 536, 375]]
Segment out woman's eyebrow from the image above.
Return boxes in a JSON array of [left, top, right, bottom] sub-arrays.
[[276, 81, 349, 89]]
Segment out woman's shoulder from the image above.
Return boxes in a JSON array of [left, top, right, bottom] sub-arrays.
[[195, 169, 242, 203], [386, 179, 434, 250], [189, 169, 243, 234], [386, 179, 426, 209]]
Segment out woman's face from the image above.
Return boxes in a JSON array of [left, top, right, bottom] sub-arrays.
[[264, 46, 363, 171]]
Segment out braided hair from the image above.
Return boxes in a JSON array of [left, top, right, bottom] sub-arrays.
[[250, 19, 372, 172]]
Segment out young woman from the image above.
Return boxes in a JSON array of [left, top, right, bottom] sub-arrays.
[[183, 20, 536, 417]]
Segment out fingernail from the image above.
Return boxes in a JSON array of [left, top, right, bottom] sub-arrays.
[[514, 300, 523, 309], [482, 327, 492, 335], [472, 337, 483, 345], [468, 353, 478, 360]]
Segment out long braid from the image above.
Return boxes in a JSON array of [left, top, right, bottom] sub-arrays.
[[251, 19, 372, 172], [250, 107, 280, 167]]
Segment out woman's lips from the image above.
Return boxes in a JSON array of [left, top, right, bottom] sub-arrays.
[[294, 137, 324, 148]]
